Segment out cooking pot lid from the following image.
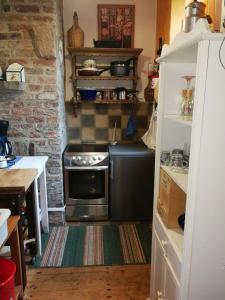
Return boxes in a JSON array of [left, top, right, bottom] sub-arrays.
[[186, 0, 206, 8]]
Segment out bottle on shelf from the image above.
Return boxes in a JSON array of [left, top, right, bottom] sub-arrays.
[[144, 63, 153, 102], [181, 76, 195, 116], [153, 37, 163, 76], [147, 37, 163, 103]]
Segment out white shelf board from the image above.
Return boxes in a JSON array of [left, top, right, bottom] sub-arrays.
[[156, 212, 184, 262], [168, 227, 184, 261], [157, 19, 225, 63], [161, 165, 188, 193], [164, 114, 192, 126]]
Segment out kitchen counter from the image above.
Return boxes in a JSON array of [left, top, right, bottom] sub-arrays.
[[0, 169, 37, 192]]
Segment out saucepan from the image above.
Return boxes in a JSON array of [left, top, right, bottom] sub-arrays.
[[109, 57, 135, 76]]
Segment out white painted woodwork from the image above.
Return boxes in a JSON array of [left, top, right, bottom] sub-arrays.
[[11, 156, 49, 256], [150, 19, 225, 300]]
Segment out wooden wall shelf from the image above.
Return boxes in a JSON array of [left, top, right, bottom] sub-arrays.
[[0, 81, 25, 92], [75, 99, 136, 104], [74, 76, 138, 81], [68, 47, 143, 57], [69, 47, 143, 115]]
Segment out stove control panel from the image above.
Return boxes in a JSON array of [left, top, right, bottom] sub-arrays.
[[68, 154, 109, 166]]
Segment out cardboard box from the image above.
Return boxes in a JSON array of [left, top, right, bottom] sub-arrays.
[[157, 168, 186, 228]]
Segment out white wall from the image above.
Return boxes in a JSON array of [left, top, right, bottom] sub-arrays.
[[63, 0, 157, 101], [170, 0, 185, 42]]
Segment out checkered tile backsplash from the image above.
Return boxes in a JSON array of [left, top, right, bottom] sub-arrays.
[[67, 102, 153, 144]]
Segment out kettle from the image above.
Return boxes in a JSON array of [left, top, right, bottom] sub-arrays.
[[182, 0, 212, 32], [0, 136, 12, 156]]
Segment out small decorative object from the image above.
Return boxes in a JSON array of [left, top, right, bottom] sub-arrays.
[[6, 63, 25, 82], [181, 76, 195, 117], [67, 11, 84, 48], [98, 4, 135, 48]]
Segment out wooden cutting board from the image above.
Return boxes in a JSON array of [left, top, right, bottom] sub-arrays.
[[0, 169, 38, 192]]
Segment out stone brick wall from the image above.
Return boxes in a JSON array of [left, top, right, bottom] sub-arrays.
[[0, 0, 67, 224]]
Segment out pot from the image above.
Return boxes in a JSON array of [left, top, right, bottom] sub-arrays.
[[185, 0, 206, 17], [182, 0, 212, 32], [114, 87, 138, 100], [110, 57, 135, 77], [78, 67, 108, 76]]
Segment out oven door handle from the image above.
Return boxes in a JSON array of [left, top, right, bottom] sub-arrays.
[[64, 166, 108, 170]]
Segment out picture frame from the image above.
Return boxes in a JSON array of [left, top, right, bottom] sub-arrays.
[[97, 4, 135, 48]]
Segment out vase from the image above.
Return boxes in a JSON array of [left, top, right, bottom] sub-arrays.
[[67, 11, 84, 48]]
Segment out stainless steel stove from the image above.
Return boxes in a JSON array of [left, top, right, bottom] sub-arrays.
[[63, 143, 109, 221]]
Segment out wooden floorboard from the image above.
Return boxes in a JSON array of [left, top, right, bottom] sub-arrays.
[[24, 265, 150, 300]]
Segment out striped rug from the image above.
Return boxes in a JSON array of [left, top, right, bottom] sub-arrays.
[[34, 223, 152, 268]]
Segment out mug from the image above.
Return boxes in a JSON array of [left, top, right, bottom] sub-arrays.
[[0, 156, 7, 168]]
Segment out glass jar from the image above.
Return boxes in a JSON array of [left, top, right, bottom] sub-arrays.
[[181, 89, 193, 116]]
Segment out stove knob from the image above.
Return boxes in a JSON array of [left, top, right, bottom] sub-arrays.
[[92, 157, 96, 161], [77, 156, 81, 161], [98, 156, 102, 161], [82, 160, 87, 165]]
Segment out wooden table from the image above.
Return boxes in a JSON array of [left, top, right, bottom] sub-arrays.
[[0, 169, 37, 192], [0, 168, 38, 288], [0, 216, 24, 300], [11, 156, 49, 256]]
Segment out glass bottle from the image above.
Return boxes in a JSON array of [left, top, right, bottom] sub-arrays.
[[144, 76, 154, 102], [181, 76, 195, 117]]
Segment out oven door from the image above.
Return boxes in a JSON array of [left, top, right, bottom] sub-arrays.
[[64, 166, 108, 205]]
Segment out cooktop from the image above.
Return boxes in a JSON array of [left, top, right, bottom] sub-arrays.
[[63, 143, 109, 166], [64, 143, 109, 154]]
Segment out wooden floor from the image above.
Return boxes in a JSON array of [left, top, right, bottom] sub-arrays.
[[24, 265, 150, 300]]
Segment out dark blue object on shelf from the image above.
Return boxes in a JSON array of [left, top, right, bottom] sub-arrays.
[[79, 88, 97, 100], [178, 214, 185, 231]]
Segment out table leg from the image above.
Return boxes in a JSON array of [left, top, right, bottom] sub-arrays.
[[26, 183, 38, 257], [34, 178, 42, 256], [39, 168, 49, 233], [8, 223, 24, 297]]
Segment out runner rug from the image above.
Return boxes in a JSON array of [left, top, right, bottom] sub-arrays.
[[33, 223, 152, 268]]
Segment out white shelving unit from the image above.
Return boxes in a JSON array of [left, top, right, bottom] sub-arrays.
[[150, 19, 225, 300], [164, 114, 192, 126]]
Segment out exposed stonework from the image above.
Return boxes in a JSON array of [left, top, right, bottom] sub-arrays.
[[0, 0, 67, 224]]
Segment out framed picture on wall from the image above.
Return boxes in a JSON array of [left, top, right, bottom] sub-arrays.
[[97, 4, 135, 48]]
